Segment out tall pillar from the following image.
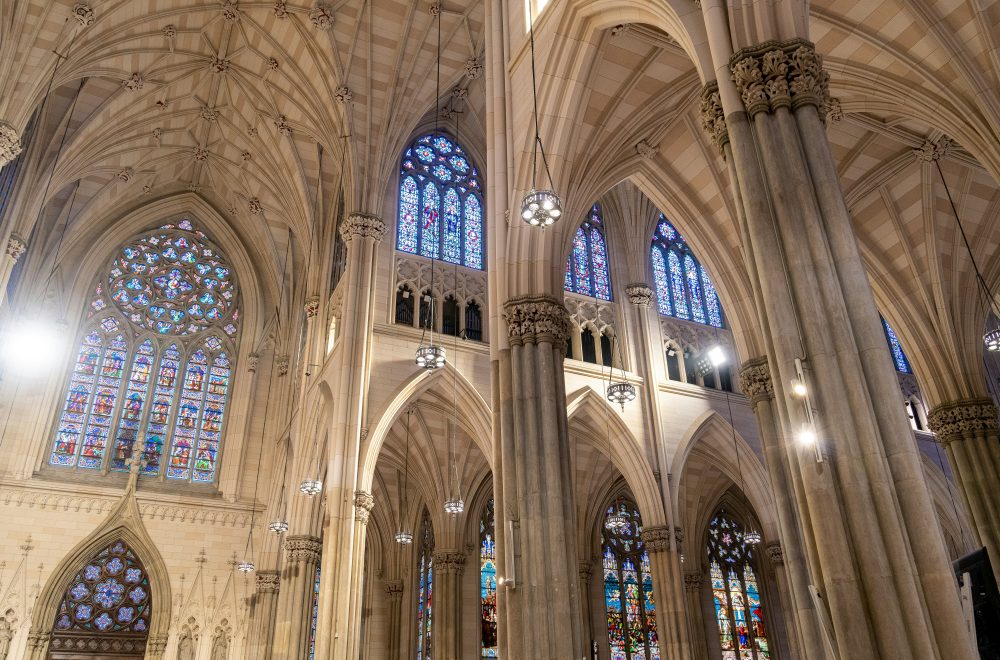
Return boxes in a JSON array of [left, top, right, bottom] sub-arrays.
[[384, 580, 404, 658], [700, 38, 977, 658], [641, 526, 691, 660], [578, 559, 594, 653], [271, 535, 322, 660], [498, 295, 584, 659], [682, 572, 709, 660], [738, 357, 822, 658], [928, 398, 1000, 582], [249, 571, 280, 658], [314, 214, 385, 660], [433, 550, 466, 660], [763, 543, 798, 660]]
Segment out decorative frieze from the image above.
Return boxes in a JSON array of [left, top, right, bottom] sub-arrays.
[[659, 315, 733, 356], [927, 398, 999, 443], [640, 525, 672, 553], [340, 213, 387, 242], [256, 571, 280, 593], [284, 535, 323, 563], [5, 235, 27, 262], [432, 551, 466, 575], [354, 490, 375, 524], [738, 356, 774, 407], [625, 283, 654, 307], [730, 39, 830, 120], [699, 81, 729, 154], [0, 123, 21, 169], [765, 542, 784, 566], [683, 571, 703, 592], [504, 295, 572, 347], [564, 293, 616, 335]]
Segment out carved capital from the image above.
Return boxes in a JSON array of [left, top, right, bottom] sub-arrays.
[[730, 39, 830, 119], [304, 296, 321, 319], [699, 82, 729, 155], [72, 3, 95, 27], [640, 525, 672, 553], [683, 571, 703, 592], [247, 353, 260, 373], [738, 356, 774, 408], [432, 550, 467, 575], [384, 579, 404, 598], [284, 535, 322, 563], [579, 560, 593, 581], [503, 295, 571, 347], [914, 137, 953, 163], [927, 398, 999, 443], [5, 235, 27, 261], [340, 213, 387, 242], [276, 354, 290, 377], [765, 542, 784, 566], [354, 490, 375, 524], [256, 570, 280, 593], [626, 283, 654, 307], [0, 123, 21, 168]]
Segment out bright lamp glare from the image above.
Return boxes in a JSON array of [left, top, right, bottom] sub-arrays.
[[2, 319, 63, 373], [790, 379, 808, 398], [797, 425, 817, 446], [707, 346, 726, 367]]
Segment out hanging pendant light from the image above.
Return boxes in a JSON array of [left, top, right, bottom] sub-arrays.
[[744, 528, 762, 546], [267, 520, 289, 534], [605, 500, 628, 533], [519, 3, 561, 228], [605, 332, 636, 410], [268, 463, 290, 533], [396, 410, 415, 544], [237, 560, 255, 573], [299, 478, 322, 496], [415, 344, 446, 369]]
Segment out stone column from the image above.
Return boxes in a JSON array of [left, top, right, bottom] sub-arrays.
[[344, 490, 375, 660], [249, 571, 280, 658], [578, 560, 594, 652], [271, 535, 322, 660], [0, 234, 26, 308], [0, 123, 20, 169], [641, 526, 691, 660], [763, 543, 797, 660], [24, 631, 50, 660], [433, 550, 466, 660], [682, 572, 709, 660], [384, 580, 404, 658], [498, 295, 584, 659], [697, 38, 976, 659], [313, 214, 385, 660], [928, 398, 1000, 582]]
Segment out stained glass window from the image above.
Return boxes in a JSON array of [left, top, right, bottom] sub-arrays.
[[707, 512, 770, 660], [53, 539, 151, 639], [481, 499, 498, 657], [396, 133, 484, 270], [416, 510, 435, 660], [602, 501, 660, 660], [564, 204, 612, 300], [650, 216, 724, 328], [880, 316, 912, 374], [49, 219, 239, 483], [309, 566, 321, 660]]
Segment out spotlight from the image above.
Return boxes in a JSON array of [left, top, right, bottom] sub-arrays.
[[797, 425, 817, 446], [707, 346, 726, 367], [790, 379, 808, 398]]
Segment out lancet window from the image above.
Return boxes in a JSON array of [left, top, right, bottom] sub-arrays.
[[602, 501, 659, 660], [49, 219, 239, 484], [650, 216, 723, 328], [880, 316, 912, 374], [481, 498, 498, 657], [416, 510, 435, 660], [564, 203, 612, 300]]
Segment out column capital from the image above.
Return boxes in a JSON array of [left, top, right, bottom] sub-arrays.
[[354, 490, 375, 524], [640, 525, 673, 553], [730, 39, 830, 119], [578, 560, 593, 582], [765, 542, 784, 566], [699, 81, 729, 154], [927, 398, 999, 443], [146, 633, 169, 656], [432, 550, 467, 575], [304, 295, 320, 318], [256, 570, 280, 593], [276, 354, 290, 377], [384, 579, 404, 599], [5, 234, 27, 261], [683, 571, 703, 592], [284, 535, 322, 563], [0, 123, 21, 168], [247, 352, 260, 373], [339, 213, 386, 242], [503, 295, 571, 346], [738, 356, 774, 408], [625, 283, 654, 307]]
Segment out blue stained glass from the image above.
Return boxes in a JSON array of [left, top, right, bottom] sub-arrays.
[[685, 254, 706, 324], [481, 499, 498, 657], [93, 580, 125, 608], [590, 226, 611, 301], [76, 604, 93, 620], [564, 257, 573, 291], [442, 188, 462, 264], [308, 566, 321, 659], [651, 249, 672, 317], [415, 146, 434, 163], [702, 269, 724, 328], [55, 540, 151, 634], [106, 557, 124, 574], [667, 252, 689, 320], [565, 204, 612, 300], [95, 612, 113, 631], [420, 182, 441, 260], [51, 332, 103, 466], [416, 511, 434, 660], [78, 335, 128, 469], [651, 214, 725, 328], [572, 227, 591, 294], [111, 341, 155, 471], [464, 195, 483, 270], [603, 501, 659, 660], [708, 512, 770, 660], [433, 135, 454, 153], [167, 349, 209, 480], [71, 583, 89, 600], [84, 566, 101, 581], [142, 344, 180, 476], [192, 352, 230, 482], [881, 317, 912, 374]]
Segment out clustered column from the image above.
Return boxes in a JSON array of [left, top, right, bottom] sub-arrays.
[[250, 571, 280, 658], [639, 525, 690, 660], [682, 572, 708, 660], [432, 550, 466, 660], [383, 580, 404, 658], [271, 535, 322, 660]]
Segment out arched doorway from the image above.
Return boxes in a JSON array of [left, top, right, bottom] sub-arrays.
[[47, 539, 151, 659]]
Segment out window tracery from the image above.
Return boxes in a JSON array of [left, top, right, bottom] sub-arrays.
[[416, 509, 435, 660], [565, 203, 612, 301], [50, 219, 238, 483], [650, 217, 723, 328], [602, 501, 659, 660]]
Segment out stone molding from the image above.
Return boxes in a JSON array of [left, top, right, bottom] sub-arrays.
[[765, 542, 784, 566], [0, 123, 21, 167], [738, 356, 773, 408], [384, 579, 404, 598], [432, 550, 467, 575], [395, 254, 486, 304], [503, 295, 571, 347], [147, 634, 169, 655], [640, 526, 672, 553], [256, 571, 280, 593], [699, 81, 729, 154], [247, 353, 260, 373], [927, 398, 999, 443], [284, 535, 323, 563], [683, 571, 703, 592], [625, 283, 654, 307], [6, 235, 27, 261], [340, 213, 386, 242], [354, 490, 375, 524], [730, 39, 830, 119]]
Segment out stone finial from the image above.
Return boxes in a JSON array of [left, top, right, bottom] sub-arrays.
[[432, 551, 467, 575], [276, 354, 290, 377], [6, 235, 27, 262], [122, 73, 144, 91], [273, 2, 289, 18], [304, 296, 321, 318], [256, 571, 280, 592], [310, 3, 335, 29], [626, 283, 654, 307], [465, 56, 484, 79], [913, 137, 953, 163], [247, 353, 260, 373], [354, 490, 375, 524], [683, 571, 703, 591], [384, 579, 404, 598], [334, 85, 353, 103], [340, 213, 387, 242], [635, 139, 657, 160], [927, 398, 999, 443], [765, 542, 784, 566], [699, 82, 729, 154], [248, 197, 263, 215], [504, 296, 571, 347], [738, 356, 774, 408], [284, 535, 322, 563], [730, 39, 830, 119], [72, 3, 95, 27], [639, 526, 673, 553]]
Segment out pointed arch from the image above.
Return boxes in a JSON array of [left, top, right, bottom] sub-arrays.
[[565, 203, 612, 300]]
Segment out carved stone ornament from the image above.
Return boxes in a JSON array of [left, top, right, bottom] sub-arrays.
[[241, 150, 252, 162], [274, 115, 292, 136], [211, 57, 230, 74], [276, 354, 290, 377], [927, 398, 999, 443], [309, 3, 335, 29], [340, 213, 387, 242], [384, 579, 404, 598], [6, 235, 27, 262], [117, 168, 134, 183], [699, 82, 729, 154], [201, 106, 219, 122], [248, 197, 263, 215], [221, 0, 241, 23], [273, 2, 289, 18], [503, 295, 572, 347], [765, 542, 784, 566], [193, 147, 209, 162], [635, 139, 657, 160], [683, 571, 703, 592], [465, 56, 484, 79], [147, 634, 169, 655], [738, 356, 774, 408], [256, 571, 280, 592], [579, 561, 593, 581], [914, 137, 953, 163], [730, 39, 830, 119], [334, 85, 353, 103], [122, 73, 144, 91], [73, 3, 95, 27], [429, 2, 441, 16], [826, 97, 844, 123], [143, 185, 153, 195], [284, 535, 322, 563], [247, 352, 260, 372], [639, 526, 672, 553], [304, 296, 321, 318], [432, 551, 467, 575], [268, 57, 280, 71], [0, 123, 21, 168], [625, 283, 654, 307], [354, 490, 375, 523], [162, 24, 177, 39]]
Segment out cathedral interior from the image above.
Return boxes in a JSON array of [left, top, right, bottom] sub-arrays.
[[0, 0, 999, 658]]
